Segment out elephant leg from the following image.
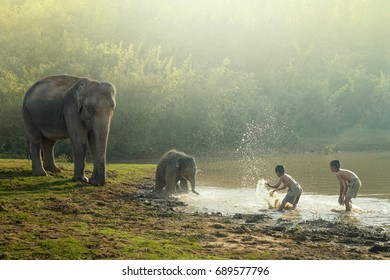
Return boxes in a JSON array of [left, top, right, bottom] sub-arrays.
[[71, 141, 88, 183], [155, 167, 166, 193], [42, 138, 61, 173], [87, 133, 98, 184], [30, 139, 47, 176], [166, 181, 177, 194], [179, 179, 189, 193], [165, 169, 177, 195], [24, 118, 46, 176], [155, 178, 165, 192], [87, 131, 108, 186]]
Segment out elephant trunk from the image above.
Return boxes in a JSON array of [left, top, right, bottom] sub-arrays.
[[88, 117, 111, 186], [189, 176, 199, 195]]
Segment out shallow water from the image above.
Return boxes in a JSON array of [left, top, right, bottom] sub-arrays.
[[180, 151, 390, 230]]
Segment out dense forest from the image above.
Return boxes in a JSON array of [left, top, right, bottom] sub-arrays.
[[1, 0, 390, 159]]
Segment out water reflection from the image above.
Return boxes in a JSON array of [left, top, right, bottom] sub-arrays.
[[197, 151, 390, 199]]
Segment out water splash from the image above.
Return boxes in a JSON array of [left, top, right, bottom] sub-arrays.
[[235, 114, 299, 187], [256, 178, 277, 209], [256, 178, 295, 210]]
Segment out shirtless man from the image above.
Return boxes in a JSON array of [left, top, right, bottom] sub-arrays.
[[266, 164, 302, 211], [330, 160, 361, 211]]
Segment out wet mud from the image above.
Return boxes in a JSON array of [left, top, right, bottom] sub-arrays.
[[130, 183, 389, 259]]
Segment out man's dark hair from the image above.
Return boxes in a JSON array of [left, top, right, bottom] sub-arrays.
[[330, 160, 340, 169], [275, 164, 285, 174]]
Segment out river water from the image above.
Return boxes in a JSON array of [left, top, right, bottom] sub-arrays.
[[180, 151, 390, 230]]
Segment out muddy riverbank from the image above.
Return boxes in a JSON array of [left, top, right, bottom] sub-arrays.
[[134, 183, 390, 260]]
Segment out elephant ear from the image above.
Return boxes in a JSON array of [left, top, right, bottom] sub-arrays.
[[176, 157, 188, 168], [176, 157, 183, 168], [75, 81, 87, 113], [176, 157, 194, 168]]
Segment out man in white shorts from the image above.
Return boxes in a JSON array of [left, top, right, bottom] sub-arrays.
[[330, 160, 361, 211]]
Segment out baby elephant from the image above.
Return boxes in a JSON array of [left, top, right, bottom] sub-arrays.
[[155, 150, 199, 195]]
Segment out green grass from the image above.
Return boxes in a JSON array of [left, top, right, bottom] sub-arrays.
[[0, 159, 195, 259]]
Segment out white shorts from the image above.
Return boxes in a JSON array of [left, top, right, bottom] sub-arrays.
[[345, 178, 361, 198], [284, 183, 302, 205]]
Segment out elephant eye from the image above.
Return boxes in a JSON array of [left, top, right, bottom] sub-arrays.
[[87, 106, 95, 113]]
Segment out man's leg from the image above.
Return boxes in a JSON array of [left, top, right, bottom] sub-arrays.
[[292, 189, 302, 210], [344, 196, 352, 211], [278, 198, 288, 212]]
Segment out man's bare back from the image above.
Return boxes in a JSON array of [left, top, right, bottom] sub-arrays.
[[336, 169, 358, 182], [279, 174, 297, 188]]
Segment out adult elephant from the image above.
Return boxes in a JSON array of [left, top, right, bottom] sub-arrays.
[[155, 150, 199, 195], [22, 75, 116, 186]]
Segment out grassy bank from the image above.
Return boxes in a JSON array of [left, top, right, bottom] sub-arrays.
[[0, 159, 267, 259], [0, 160, 208, 259]]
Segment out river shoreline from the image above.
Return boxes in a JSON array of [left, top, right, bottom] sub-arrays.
[[135, 183, 390, 260]]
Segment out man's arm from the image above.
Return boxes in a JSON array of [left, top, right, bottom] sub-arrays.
[[268, 179, 288, 196], [337, 174, 346, 205], [274, 183, 287, 191], [266, 179, 282, 189]]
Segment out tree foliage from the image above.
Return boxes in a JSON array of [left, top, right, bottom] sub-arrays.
[[1, 0, 390, 158]]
